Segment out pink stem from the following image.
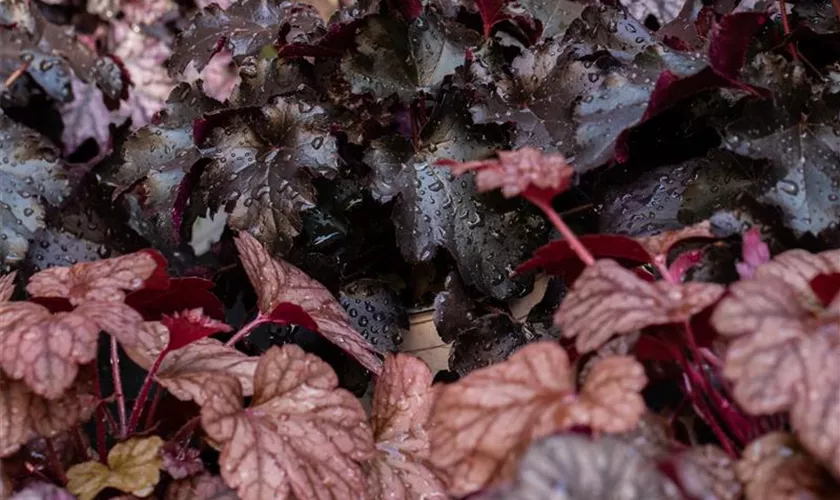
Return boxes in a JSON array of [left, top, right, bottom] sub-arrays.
[[92, 363, 108, 462], [531, 199, 595, 266], [224, 316, 267, 347], [110, 336, 127, 439], [72, 427, 89, 460], [127, 349, 168, 436]]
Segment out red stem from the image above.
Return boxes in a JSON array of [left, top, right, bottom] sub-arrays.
[[127, 349, 168, 436], [71, 427, 89, 460], [92, 363, 108, 462], [143, 388, 163, 431], [531, 199, 595, 266], [171, 416, 201, 446], [110, 336, 127, 439], [224, 316, 267, 347], [45, 438, 67, 485]]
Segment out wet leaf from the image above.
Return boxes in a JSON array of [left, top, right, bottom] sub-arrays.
[[0, 375, 95, 457], [66, 436, 164, 500], [338, 11, 478, 101], [366, 354, 446, 500], [126, 277, 226, 322], [59, 77, 114, 156], [123, 322, 258, 405], [555, 259, 725, 353], [494, 434, 681, 499], [200, 345, 375, 500], [429, 341, 646, 495], [0, 110, 70, 270], [169, 0, 324, 75], [195, 96, 338, 254], [165, 473, 238, 500], [468, 4, 704, 172], [0, 300, 144, 398], [366, 94, 545, 300], [448, 312, 534, 376], [234, 232, 382, 373], [103, 82, 221, 247], [721, 55, 840, 237], [161, 308, 233, 351], [339, 279, 408, 352], [737, 432, 840, 500]]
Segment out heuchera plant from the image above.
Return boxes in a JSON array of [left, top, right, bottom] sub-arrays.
[[2, 0, 840, 498]]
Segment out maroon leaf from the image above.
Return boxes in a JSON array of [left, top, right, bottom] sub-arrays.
[[161, 443, 205, 480], [735, 227, 771, 280], [161, 308, 232, 352], [125, 277, 225, 321], [708, 12, 767, 79], [234, 232, 383, 374], [516, 234, 651, 280], [810, 273, 840, 308]]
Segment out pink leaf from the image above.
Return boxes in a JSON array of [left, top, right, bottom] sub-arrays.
[[735, 227, 770, 280]]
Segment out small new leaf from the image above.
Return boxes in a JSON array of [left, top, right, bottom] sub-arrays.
[[200, 345, 375, 500], [67, 436, 164, 500]]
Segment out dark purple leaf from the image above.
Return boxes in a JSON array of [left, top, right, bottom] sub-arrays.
[[0, 110, 69, 271], [194, 95, 338, 254], [168, 0, 324, 76], [365, 93, 546, 300], [810, 272, 840, 308], [339, 279, 408, 352], [336, 11, 479, 102], [707, 12, 767, 78]]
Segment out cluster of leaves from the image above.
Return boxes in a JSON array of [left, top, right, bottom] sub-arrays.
[[2, 0, 840, 498]]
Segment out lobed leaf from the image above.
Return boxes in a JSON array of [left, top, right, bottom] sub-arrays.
[[165, 473, 238, 500], [0, 375, 95, 457], [234, 232, 382, 374], [429, 341, 646, 495], [367, 354, 446, 499], [555, 259, 725, 353], [200, 345, 375, 500], [67, 436, 164, 500]]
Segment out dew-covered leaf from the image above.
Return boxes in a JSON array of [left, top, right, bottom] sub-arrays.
[[195, 96, 338, 254], [123, 322, 258, 405], [228, 55, 305, 107], [0, 110, 69, 271], [475, 0, 583, 41], [165, 473, 238, 500], [737, 432, 840, 500], [169, 0, 324, 76], [469, 4, 704, 173], [0, 300, 144, 398], [555, 259, 725, 353], [366, 94, 545, 300], [339, 279, 408, 352], [338, 11, 479, 101], [102, 82, 221, 247], [234, 232, 383, 374], [721, 56, 840, 237], [494, 434, 681, 500], [66, 436, 164, 500], [447, 312, 533, 376], [59, 77, 114, 156], [366, 354, 446, 499], [429, 341, 646, 495], [0, 374, 95, 457], [200, 345, 375, 500]]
